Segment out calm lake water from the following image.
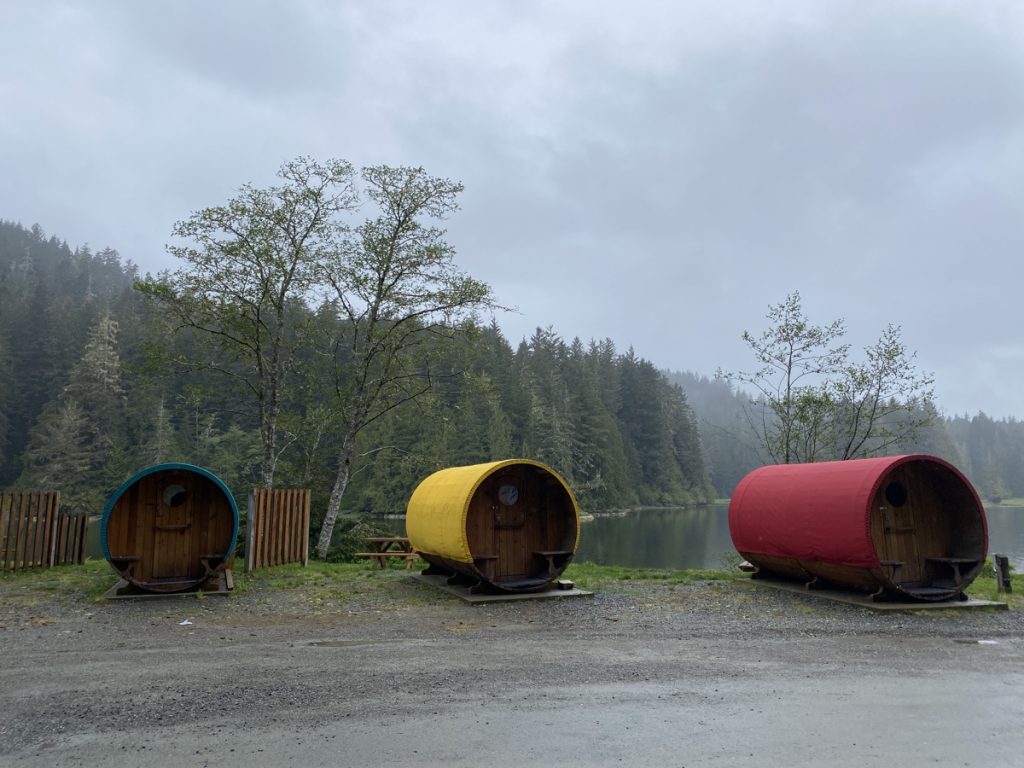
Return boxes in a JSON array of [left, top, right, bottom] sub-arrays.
[[574, 502, 1024, 571]]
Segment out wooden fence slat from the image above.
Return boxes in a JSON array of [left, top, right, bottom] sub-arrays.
[[44, 493, 57, 566], [281, 490, 289, 566], [245, 492, 255, 572], [259, 489, 270, 568], [284, 490, 295, 565], [257, 488, 267, 569], [29, 494, 40, 568], [27, 494, 39, 568], [14, 493, 29, 571], [57, 513, 69, 566], [269, 490, 277, 566], [0, 493, 11, 571], [301, 490, 308, 565]]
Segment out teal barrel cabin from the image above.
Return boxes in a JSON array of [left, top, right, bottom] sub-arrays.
[[101, 463, 238, 593]]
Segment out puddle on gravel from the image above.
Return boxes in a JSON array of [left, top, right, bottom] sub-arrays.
[[953, 639, 999, 645], [309, 639, 407, 648]]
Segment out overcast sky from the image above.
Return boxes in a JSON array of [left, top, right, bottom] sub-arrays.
[[3, 1, 1023, 418]]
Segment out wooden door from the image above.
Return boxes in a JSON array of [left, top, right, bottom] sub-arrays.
[[492, 469, 530, 579], [874, 472, 922, 583], [151, 481, 194, 580]]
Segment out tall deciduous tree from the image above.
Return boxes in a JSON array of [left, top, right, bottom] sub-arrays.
[[313, 166, 497, 560], [720, 291, 934, 464], [137, 158, 358, 487]]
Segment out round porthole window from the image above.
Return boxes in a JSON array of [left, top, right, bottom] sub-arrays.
[[163, 484, 188, 507], [884, 481, 907, 508], [498, 483, 520, 506]]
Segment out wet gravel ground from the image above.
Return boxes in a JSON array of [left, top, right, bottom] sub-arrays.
[[2, 573, 1023, 767]]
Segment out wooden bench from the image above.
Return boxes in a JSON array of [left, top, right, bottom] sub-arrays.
[[472, 554, 499, 580], [878, 560, 903, 579], [355, 550, 419, 569], [533, 550, 573, 580], [925, 557, 978, 587], [108, 555, 140, 578]]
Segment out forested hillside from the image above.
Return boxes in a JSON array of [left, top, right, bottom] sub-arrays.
[[5, 216, 1019, 553], [0, 221, 713, 547]]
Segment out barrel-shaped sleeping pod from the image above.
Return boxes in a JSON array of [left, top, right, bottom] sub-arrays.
[[407, 460, 580, 592], [101, 463, 239, 593], [728, 455, 987, 601]]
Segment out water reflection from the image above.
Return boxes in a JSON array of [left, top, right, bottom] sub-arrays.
[[984, 506, 1024, 570], [575, 503, 1024, 571], [575, 502, 735, 569]]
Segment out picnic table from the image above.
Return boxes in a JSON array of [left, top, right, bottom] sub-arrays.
[[355, 537, 419, 569]]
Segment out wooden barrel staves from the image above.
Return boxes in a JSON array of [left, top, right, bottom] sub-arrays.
[[407, 459, 580, 593], [728, 454, 988, 601], [101, 463, 239, 593]]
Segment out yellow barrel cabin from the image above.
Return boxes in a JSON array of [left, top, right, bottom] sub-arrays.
[[407, 460, 581, 592], [101, 463, 239, 593]]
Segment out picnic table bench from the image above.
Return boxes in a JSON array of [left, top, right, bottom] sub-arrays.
[[356, 537, 419, 569]]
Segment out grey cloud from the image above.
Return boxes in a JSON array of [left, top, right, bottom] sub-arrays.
[[2, 0, 1023, 416]]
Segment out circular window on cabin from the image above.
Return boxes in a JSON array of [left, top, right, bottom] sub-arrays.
[[498, 483, 520, 506], [884, 481, 908, 508], [162, 484, 188, 507]]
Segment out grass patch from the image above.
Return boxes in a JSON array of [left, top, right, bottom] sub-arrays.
[[4, 559, 744, 604], [565, 561, 744, 591], [234, 561, 399, 599], [965, 571, 1024, 608], [0, 558, 116, 605]]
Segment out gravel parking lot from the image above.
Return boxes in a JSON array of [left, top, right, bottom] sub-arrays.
[[2, 568, 1023, 767]]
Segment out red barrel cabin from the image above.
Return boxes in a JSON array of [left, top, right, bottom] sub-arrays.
[[728, 455, 988, 601]]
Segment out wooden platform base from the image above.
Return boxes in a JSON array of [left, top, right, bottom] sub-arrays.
[[745, 574, 1006, 612], [411, 573, 593, 604], [103, 570, 234, 600]]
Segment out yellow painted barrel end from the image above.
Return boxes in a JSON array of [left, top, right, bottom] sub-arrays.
[[407, 459, 580, 592]]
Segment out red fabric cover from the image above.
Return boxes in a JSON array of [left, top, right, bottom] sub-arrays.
[[728, 456, 915, 569]]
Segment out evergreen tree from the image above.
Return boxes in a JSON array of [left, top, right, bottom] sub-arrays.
[[18, 399, 93, 508], [63, 310, 128, 454], [0, 331, 11, 468]]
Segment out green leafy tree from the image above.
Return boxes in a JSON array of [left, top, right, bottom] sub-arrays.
[[137, 157, 359, 487], [720, 291, 935, 463], [313, 166, 498, 559], [828, 323, 936, 459]]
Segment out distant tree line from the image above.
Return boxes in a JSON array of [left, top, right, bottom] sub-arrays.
[[669, 370, 1024, 503]]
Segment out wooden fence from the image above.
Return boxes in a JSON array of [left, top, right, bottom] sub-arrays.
[[246, 488, 310, 571], [1, 491, 87, 573]]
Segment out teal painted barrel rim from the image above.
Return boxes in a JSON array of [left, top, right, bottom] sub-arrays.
[[100, 463, 239, 561]]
